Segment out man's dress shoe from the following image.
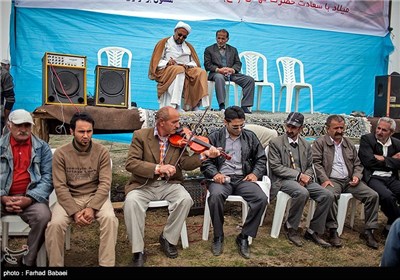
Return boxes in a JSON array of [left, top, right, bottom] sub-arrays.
[[304, 231, 332, 248], [132, 252, 146, 267], [284, 223, 303, 247], [159, 234, 178, 258], [235, 234, 250, 259], [212, 236, 224, 256], [359, 230, 379, 249]]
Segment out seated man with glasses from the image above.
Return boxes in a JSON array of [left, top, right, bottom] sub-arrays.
[[149, 21, 210, 112], [201, 106, 268, 259]]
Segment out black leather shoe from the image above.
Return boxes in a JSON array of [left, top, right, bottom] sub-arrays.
[[219, 103, 225, 111], [329, 229, 343, 248], [241, 106, 252, 114], [360, 230, 379, 249], [132, 252, 146, 267], [212, 236, 224, 256], [304, 231, 332, 248], [283, 223, 303, 247], [159, 234, 178, 258], [235, 234, 250, 259]]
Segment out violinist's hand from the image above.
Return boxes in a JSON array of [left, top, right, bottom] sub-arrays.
[[204, 146, 220, 159], [159, 164, 176, 177], [213, 173, 227, 184]]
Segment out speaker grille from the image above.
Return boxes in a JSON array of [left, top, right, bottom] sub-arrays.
[[42, 52, 87, 106], [95, 65, 129, 108]]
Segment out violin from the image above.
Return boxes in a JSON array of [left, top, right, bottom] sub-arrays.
[[169, 127, 231, 160]]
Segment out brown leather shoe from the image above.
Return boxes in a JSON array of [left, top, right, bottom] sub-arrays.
[[304, 231, 332, 248], [284, 223, 303, 247], [359, 230, 378, 249], [329, 229, 343, 248]]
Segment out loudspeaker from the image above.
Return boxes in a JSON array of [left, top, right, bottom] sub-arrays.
[[374, 75, 400, 118], [95, 65, 129, 108], [42, 52, 87, 106]]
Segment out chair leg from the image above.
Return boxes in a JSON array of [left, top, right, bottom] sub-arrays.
[[256, 86, 262, 111], [2, 221, 9, 251], [202, 195, 211, 241], [180, 221, 189, 249], [270, 191, 292, 238], [337, 194, 353, 236], [305, 200, 316, 228], [65, 225, 71, 250]]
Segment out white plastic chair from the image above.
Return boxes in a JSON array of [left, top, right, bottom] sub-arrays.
[[207, 80, 236, 108], [148, 200, 189, 249], [239, 51, 275, 112], [276, 56, 313, 113], [97, 46, 133, 108], [202, 174, 271, 245]]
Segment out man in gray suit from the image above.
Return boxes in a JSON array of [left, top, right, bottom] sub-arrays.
[[204, 29, 254, 113], [268, 112, 334, 248]]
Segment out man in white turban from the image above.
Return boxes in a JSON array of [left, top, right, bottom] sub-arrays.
[[149, 21, 209, 111]]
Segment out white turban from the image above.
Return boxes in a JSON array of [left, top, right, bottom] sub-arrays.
[[174, 21, 191, 34]]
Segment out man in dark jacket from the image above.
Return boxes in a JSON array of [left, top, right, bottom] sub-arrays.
[[204, 29, 254, 113], [201, 106, 268, 259], [358, 117, 400, 237]]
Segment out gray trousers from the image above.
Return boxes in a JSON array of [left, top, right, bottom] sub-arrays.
[[208, 72, 255, 107], [1, 202, 51, 266], [328, 178, 379, 230], [281, 180, 334, 234], [124, 183, 193, 253]]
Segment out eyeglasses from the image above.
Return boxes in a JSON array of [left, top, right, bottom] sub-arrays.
[[229, 123, 245, 130], [177, 33, 187, 39]]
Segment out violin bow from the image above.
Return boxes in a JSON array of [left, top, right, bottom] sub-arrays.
[[166, 107, 210, 182]]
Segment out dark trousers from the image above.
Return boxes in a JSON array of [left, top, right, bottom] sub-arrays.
[[368, 176, 400, 225], [207, 176, 268, 238]]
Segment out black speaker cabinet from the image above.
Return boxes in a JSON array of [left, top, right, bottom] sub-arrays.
[[42, 52, 87, 106], [95, 65, 129, 108], [374, 75, 400, 118]]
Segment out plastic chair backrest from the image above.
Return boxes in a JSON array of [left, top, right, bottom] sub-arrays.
[[97, 47, 132, 69], [276, 56, 305, 85], [239, 51, 268, 83]]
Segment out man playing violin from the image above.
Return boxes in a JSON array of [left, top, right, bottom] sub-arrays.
[[124, 106, 220, 267], [200, 106, 268, 259]]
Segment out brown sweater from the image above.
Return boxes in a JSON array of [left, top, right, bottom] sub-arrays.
[[52, 141, 112, 216]]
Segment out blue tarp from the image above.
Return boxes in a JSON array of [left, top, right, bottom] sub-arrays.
[[10, 7, 394, 116]]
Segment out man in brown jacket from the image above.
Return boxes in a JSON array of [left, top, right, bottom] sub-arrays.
[[124, 106, 219, 266], [148, 21, 209, 111], [312, 114, 379, 249]]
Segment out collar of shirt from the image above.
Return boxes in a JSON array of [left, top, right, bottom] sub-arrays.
[[377, 137, 392, 147], [10, 135, 31, 148], [287, 137, 298, 146], [329, 136, 343, 147], [218, 45, 226, 49]]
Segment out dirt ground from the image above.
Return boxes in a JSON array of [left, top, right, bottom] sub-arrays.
[[4, 135, 388, 267]]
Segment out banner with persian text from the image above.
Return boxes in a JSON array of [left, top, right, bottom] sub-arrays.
[[15, 0, 390, 36]]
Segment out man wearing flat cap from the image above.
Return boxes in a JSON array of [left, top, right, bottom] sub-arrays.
[[149, 21, 209, 111], [268, 112, 334, 248], [0, 109, 53, 266], [1, 59, 15, 135]]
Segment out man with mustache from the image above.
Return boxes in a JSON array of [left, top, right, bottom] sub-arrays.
[[312, 114, 380, 249], [358, 117, 400, 239], [0, 109, 53, 266], [269, 112, 333, 248]]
